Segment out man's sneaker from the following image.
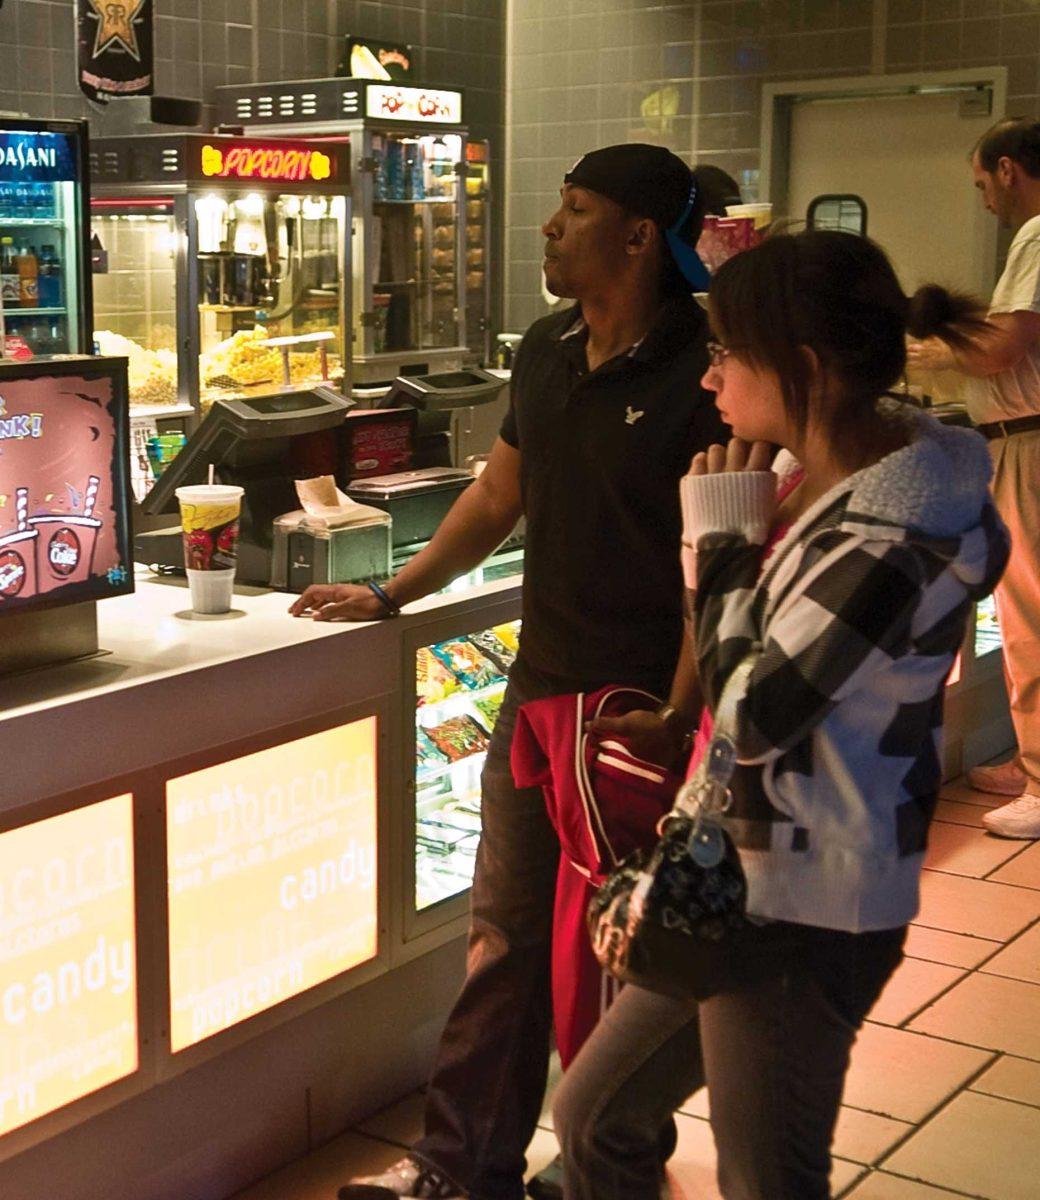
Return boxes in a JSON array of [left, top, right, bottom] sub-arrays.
[[982, 793, 1040, 839], [338, 1155, 465, 1200], [967, 760, 1027, 796]]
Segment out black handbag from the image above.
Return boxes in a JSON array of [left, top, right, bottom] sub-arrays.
[[586, 658, 754, 1000]]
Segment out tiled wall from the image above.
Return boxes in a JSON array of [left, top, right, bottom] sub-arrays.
[[506, 0, 1040, 329], [0, 0, 505, 330]]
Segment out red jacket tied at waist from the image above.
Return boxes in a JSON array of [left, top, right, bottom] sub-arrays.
[[512, 686, 682, 1066]]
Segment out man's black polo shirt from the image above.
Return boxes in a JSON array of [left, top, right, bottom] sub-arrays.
[[500, 294, 728, 693]]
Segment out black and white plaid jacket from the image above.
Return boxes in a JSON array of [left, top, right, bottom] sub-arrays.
[[682, 408, 1010, 932]]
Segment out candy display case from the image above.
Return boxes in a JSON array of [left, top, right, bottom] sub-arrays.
[[975, 592, 1002, 659], [415, 618, 519, 911], [90, 135, 351, 427]]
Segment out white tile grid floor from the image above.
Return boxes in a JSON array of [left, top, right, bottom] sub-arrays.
[[232, 773, 1040, 1200]]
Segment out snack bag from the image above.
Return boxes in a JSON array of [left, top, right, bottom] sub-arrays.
[[431, 638, 503, 689], [416, 728, 450, 773], [474, 689, 505, 731], [425, 714, 491, 763], [467, 629, 516, 674], [491, 622, 521, 653], [417, 647, 461, 707]]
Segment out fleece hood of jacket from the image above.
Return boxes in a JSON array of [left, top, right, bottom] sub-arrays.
[[771, 405, 1008, 601]]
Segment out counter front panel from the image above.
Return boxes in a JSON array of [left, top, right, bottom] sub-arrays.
[[166, 716, 379, 1052], [0, 794, 137, 1138]]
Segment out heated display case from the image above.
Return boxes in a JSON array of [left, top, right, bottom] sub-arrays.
[[216, 78, 484, 384], [0, 118, 92, 359], [89, 135, 351, 427], [464, 139, 492, 366]]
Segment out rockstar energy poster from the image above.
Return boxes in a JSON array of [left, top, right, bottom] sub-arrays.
[[78, 0, 154, 102], [166, 718, 379, 1052], [0, 795, 138, 1138]]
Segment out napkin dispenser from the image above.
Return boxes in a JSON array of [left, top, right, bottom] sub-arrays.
[[269, 474, 392, 592], [270, 510, 392, 592]]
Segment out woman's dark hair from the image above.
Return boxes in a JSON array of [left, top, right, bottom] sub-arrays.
[[975, 118, 1040, 179], [708, 230, 988, 453], [693, 164, 743, 217]]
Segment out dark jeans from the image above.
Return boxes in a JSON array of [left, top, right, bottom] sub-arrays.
[[552, 922, 906, 1200], [413, 659, 565, 1200]]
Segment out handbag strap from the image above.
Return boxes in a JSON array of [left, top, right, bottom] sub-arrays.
[[673, 651, 758, 820]]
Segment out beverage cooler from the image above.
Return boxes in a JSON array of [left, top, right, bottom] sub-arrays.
[[89, 135, 352, 426], [0, 118, 93, 359], [216, 78, 491, 384]]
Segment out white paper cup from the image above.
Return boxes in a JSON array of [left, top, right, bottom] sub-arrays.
[[186, 567, 236, 614], [725, 202, 773, 228]]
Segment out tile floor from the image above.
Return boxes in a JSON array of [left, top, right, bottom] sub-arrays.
[[232, 772, 1040, 1200]]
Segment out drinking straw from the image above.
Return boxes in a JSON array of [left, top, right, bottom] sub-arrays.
[[15, 488, 27, 532], [82, 475, 100, 518], [208, 463, 215, 486]]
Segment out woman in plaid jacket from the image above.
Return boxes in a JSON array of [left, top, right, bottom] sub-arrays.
[[553, 231, 1011, 1200]]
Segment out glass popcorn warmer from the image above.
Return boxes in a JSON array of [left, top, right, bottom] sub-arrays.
[[89, 135, 351, 423]]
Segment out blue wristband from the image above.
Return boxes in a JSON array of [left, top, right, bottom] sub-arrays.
[[367, 580, 401, 617]]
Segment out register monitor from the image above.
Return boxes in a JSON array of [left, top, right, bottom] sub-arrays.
[[137, 385, 355, 583], [376, 368, 508, 467]]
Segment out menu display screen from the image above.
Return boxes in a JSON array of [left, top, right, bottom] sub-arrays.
[[0, 795, 137, 1138], [166, 718, 378, 1053], [0, 369, 132, 615]]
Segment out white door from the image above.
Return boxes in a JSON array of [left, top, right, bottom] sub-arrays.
[[787, 90, 998, 298]]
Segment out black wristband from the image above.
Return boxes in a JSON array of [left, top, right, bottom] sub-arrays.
[[367, 580, 401, 617], [656, 703, 695, 757]]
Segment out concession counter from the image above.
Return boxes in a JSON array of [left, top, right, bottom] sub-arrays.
[[0, 565, 520, 1200]]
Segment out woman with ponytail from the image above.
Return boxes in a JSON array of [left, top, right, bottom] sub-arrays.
[[552, 230, 1010, 1200]]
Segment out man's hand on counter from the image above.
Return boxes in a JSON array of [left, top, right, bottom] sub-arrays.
[[288, 584, 391, 622]]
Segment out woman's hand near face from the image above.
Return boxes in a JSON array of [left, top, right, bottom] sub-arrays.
[[689, 438, 773, 476]]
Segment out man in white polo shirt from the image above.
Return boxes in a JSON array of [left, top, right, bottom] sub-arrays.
[[910, 117, 1040, 838]]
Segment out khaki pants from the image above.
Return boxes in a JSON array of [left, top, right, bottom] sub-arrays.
[[990, 429, 1040, 788]]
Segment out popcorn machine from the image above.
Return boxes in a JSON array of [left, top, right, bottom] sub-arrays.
[[89, 135, 351, 422], [215, 78, 492, 383]]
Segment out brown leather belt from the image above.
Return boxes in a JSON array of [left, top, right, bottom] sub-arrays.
[[976, 414, 1040, 440]]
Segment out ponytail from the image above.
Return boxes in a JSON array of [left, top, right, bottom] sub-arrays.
[[907, 284, 990, 350]]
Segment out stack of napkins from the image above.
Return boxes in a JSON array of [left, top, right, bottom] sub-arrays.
[[294, 475, 386, 528]]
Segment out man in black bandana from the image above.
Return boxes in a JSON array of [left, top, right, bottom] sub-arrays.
[[318, 145, 728, 1200]]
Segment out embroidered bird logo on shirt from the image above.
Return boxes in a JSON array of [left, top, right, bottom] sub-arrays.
[[625, 406, 645, 425]]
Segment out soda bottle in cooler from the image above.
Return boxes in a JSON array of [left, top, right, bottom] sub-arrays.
[[37, 244, 61, 308], [17, 245, 38, 308], [0, 237, 19, 305]]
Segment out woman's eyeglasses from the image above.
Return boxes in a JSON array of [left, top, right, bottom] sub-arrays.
[[706, 339, 737, 367]]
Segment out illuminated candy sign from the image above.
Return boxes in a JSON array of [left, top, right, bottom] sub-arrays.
[[166, 717, 378, 1052], [0, 794, 137, 1137], [366, 84, 462, 125], [200, 143, 334, 184]]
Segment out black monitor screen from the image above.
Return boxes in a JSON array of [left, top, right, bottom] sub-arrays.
[[417, 371, 488, 390], [0, 362, 133, 617]]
